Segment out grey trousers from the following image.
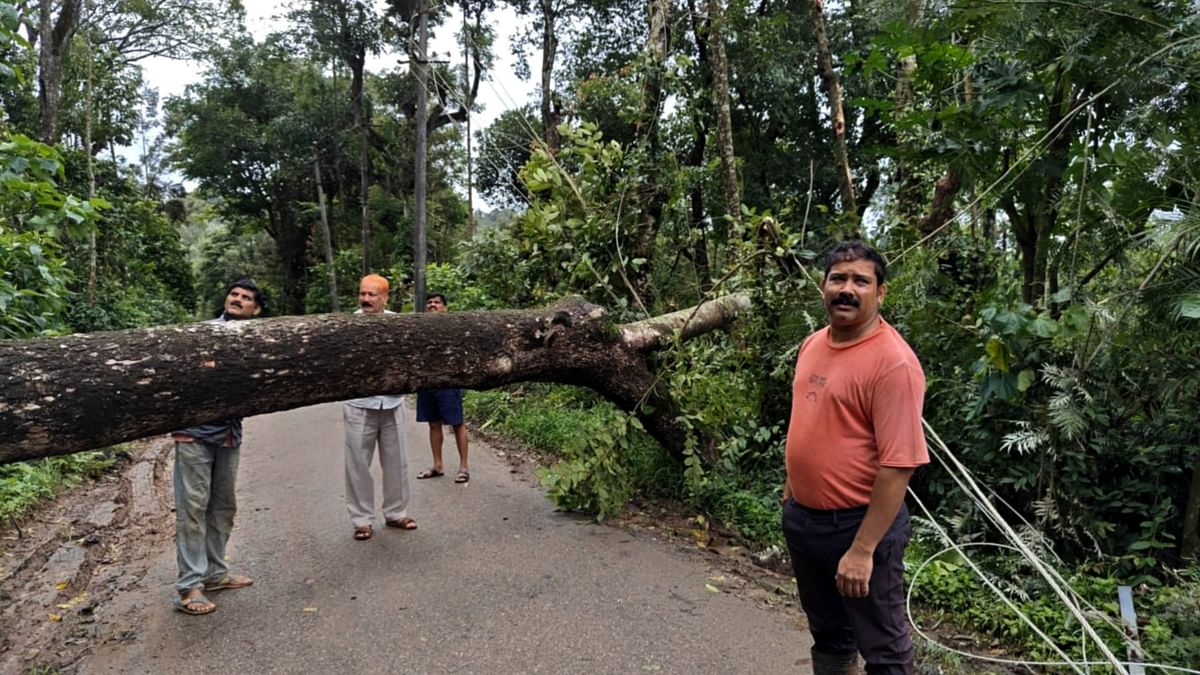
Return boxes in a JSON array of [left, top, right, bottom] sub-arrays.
[[173, 440, 240, 593], [343, 404, 411, 528]]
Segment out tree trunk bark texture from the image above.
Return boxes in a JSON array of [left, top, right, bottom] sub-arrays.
[[1183, 448, 1200, 561], [38, 0, 83, 144], [314, 157, 340, 313], [539, 0, 560, 152], [627, 0, 673, 311], [0, 296, 750, 465], [351, 48, 370, 275], [706, 0, 740, 224], [809, 0, 857, 218]]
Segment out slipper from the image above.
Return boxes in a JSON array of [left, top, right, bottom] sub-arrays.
[[385, 517, 418, 530], [455, 470, 470, 484], [353, 525, 373, 541], [416, 468, 444, 479], [204, 574, 253, 591], [175, 592, 216, 615]]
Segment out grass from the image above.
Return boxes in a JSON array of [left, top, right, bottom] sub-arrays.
[[0, 451, 118, 523]]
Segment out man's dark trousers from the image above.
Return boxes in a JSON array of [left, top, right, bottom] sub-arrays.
[[783, 500, 914, 675]]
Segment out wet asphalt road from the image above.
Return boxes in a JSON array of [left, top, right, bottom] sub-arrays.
[[80, 402, 810, 674]]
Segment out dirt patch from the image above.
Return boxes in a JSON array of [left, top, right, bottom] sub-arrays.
[[0, 437, 175, 674]]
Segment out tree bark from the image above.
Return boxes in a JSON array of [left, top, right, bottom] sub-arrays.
[[686, 0, 713, 292], [37, 0, 83, 143], [627, 0, 673, 311], [919, 168, 961, 236], [314, 156, 340, 312], [0, 296, 749, 465], [891, 0, 922, 222], [83, 0, 97, 304], [539, 0, 560, 152], [809, 0, 856, 218], [706, 0, 739, 224], [350, 36, 370, 275], [1184, 448, 1200, 561]]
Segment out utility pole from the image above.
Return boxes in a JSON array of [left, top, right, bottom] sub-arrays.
[[413, 0, 429, 311]]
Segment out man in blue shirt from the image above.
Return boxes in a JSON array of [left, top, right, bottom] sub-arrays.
[[171, 279, 263, 615], [414, 293, 471, 484]]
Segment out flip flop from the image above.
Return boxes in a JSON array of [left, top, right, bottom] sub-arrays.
[[353, 525, 373, 541], [386, 517, 418, 530], [204, 575, 253, 591], [455, 470, 470, 484], [175, 592, 216, 615], [416, 468, 444, 479]]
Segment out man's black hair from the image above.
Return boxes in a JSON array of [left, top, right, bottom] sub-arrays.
[[426, 292, 448, 306], [824, 241, 887, 286], [227, 278, 267, 310]]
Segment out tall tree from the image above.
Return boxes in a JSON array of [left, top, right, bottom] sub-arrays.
[[706, 0, 738, 224], [33, 0, 236, 144], [292, 0, 381, 276], [165, 36, 325, 314], [35, 0, 82, 142], [808, 0, 855, 220]]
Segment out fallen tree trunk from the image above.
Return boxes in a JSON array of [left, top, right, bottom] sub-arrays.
[[0, 296, 750, 465]]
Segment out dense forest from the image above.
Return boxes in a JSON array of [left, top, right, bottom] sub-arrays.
[[2, 0, 1199, 668]]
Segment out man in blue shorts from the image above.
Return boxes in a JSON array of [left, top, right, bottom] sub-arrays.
[[414, 293, 471, 484]]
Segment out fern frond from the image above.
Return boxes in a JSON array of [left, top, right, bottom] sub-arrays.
[[1001, 422, 1049, 455], [1048, 392, 1086, 439]]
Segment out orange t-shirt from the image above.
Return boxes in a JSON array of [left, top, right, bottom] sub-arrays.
[[784, 320, 928, 510]]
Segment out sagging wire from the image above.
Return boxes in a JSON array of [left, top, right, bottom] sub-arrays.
[[920, 420, 1129, 672], [905, 539, 1200, 674]]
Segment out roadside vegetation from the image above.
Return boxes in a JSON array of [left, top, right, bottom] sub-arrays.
[[3, 0, 1199, 669]]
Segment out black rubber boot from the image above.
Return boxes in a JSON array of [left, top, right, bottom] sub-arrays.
[[811, 649, 860, 675]]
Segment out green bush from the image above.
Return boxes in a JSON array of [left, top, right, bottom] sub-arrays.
[[905, 539, 1200, 668], [465, 384, 674, 519], [0, 451, 117, 522], [0, 229, 71, 338]]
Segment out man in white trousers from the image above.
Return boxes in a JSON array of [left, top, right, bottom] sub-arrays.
[[344, 274, 416, 541]]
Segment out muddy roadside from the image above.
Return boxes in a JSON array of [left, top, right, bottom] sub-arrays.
[[0, 438, 175, 673]]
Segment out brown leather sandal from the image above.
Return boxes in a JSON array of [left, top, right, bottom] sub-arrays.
[[353, 525, 373, 541]]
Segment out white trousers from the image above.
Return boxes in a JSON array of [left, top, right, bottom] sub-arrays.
[[343, 404, 410, 528]]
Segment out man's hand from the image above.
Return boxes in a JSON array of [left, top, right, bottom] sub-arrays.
[[780, 481, 793, 507], [836, 546, 873, 598]]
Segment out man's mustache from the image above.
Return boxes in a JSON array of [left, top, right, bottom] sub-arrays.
[[361, 301, 372, 308], [831, 294, 859, 307]]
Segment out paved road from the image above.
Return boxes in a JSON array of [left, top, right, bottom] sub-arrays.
[[81, 403, 810, 674]]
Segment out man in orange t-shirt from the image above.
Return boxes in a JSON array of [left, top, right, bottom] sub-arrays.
[[782, 241, 928, 675]]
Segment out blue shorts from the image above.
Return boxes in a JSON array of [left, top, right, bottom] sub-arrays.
[[416, 389, 464, 426]]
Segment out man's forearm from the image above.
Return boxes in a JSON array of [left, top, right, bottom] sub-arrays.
[[849, 467, 914, 556]]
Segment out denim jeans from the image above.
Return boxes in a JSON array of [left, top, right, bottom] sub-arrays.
[[173, 440, 240, 593]]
